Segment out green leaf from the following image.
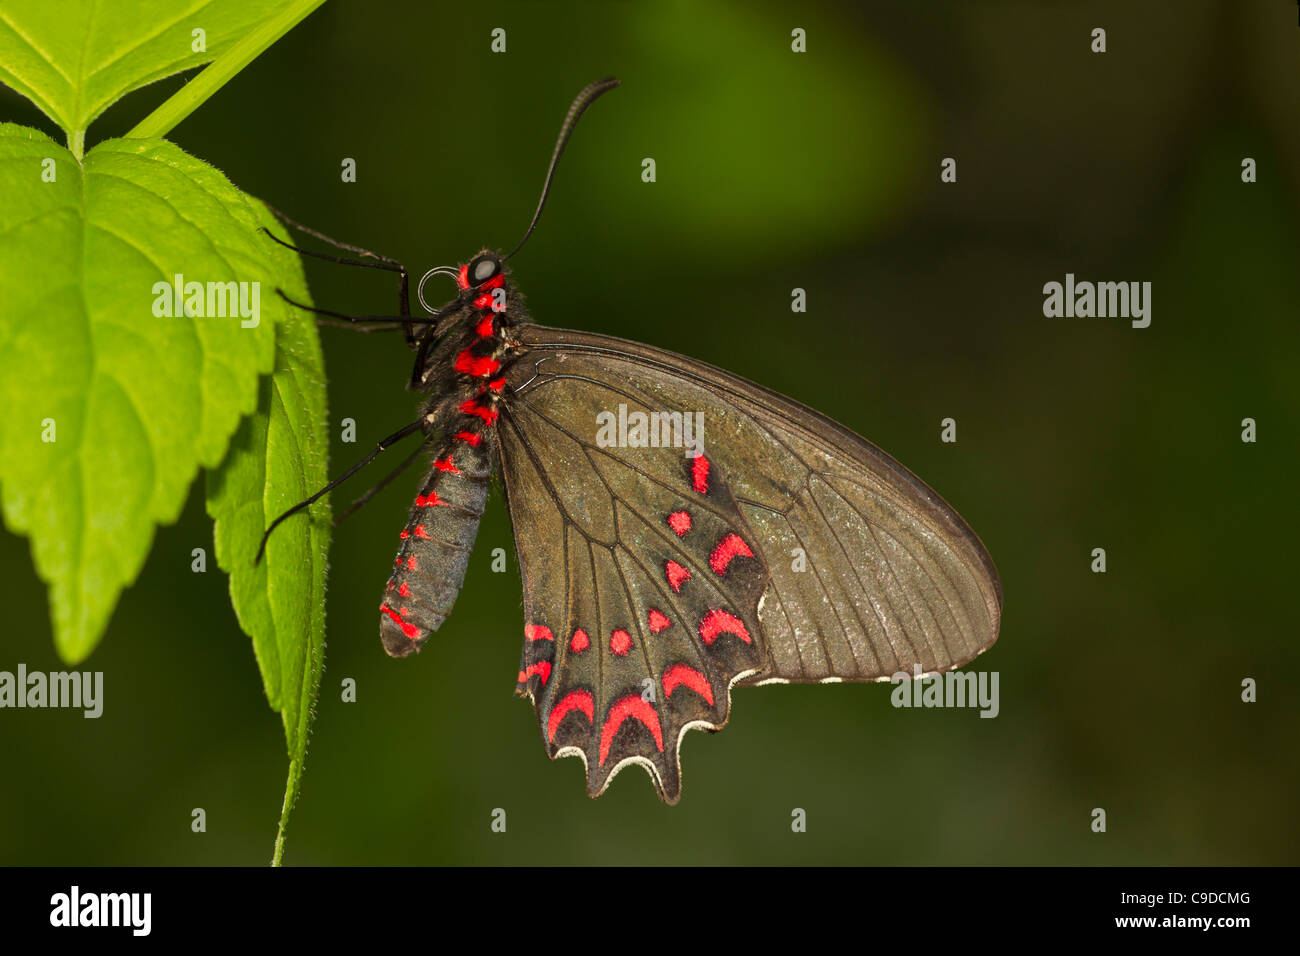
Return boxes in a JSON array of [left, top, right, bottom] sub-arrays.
[[205, 204, 330, 864], [0, 0, 301, 156], [0, 123, 286, 662]]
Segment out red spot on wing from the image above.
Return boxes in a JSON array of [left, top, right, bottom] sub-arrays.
[[415, 492, 444, 507], [691, 456, 710, 494], [454, 350, 502, 377], [524, 623, 555, 642], [599, 694, 664, 765], [667, 510, 692, 536], [459, 400, 499, 424], [570, 628, 590, 654], [665, 559, 691, 592], [662, 663, 714, 706], [434, 456, 459, 473], [548, 689, 594, 742], [609, 628, 633, 656], [413, 525, 430, 539], [454, 430, 481, 446], [517, 661, 552, 686], [698, 608, 752, 645], [709, 533, 754, 575], [398, 582, 410, 598], [380, 603, 421, 640], [399, 530, 409, 539], [406, 555, 418, 570], [647, 608, 672, 634]]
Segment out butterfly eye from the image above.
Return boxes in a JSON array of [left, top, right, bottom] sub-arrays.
[[469, 254, 502, 286]]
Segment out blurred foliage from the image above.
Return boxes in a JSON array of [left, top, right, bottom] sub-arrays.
[[0, 0, 1296, 864]]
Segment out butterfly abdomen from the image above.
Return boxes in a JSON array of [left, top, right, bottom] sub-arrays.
[[379, 432, 498, 657], [380, 258, 522, 657]]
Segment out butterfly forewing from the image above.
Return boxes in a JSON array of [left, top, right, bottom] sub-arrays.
[[499, 324, 1001, 801]]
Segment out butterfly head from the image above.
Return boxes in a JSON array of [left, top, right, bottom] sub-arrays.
[[462, 252, 503, 290]]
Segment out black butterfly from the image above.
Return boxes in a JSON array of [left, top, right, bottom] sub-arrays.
[[259, 78, 1002, 804]]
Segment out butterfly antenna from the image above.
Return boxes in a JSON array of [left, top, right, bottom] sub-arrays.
[[503, 77, 620, 262]]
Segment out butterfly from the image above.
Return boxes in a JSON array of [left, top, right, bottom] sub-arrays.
[[259, 78, 1002, 804]]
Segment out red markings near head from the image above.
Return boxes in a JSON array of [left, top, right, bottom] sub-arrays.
[[380, 604, 421, 640], [548, 688, 594, 742], [691, 456, 710, 494], [456, 263, 470, 289], [609, 628, 633, 656], [662, 663, 714, 706], [667, 510, 692, 536], [570, 628, 590, 654], [454, 350, 503, 378], [709, 533, 754, 575], [664, 559, 691, 593], [524, 623, 555, 642], [647, 608, 672, 634], [698, 608, 751, 645], [600, 695, 664, 765], [459, 400, 499, 424], [414, 492, 444, 507]]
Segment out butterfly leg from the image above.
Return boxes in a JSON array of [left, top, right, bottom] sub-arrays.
[[333, 440, 428, 527], [255, 417, 428, 563], [261, 204, 420, 348]]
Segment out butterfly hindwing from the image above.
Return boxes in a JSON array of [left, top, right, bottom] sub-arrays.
[[500, 375, 769, 802], [499, 324, 1001, 801]]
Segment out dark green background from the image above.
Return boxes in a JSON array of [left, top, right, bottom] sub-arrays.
[[2, 0, 1297, 864]]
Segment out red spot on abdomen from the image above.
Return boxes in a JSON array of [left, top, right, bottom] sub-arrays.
[[548, 689, 594, 742], [663, 663, 714, 706], [667, 511, 692, 536], [459, 400, 499, 424], [380, 604, 421, 640], [570, 629, 590, 654], [475, 314, 495, 337], [665, 559, 691, 592], [709, 533, 754, 575], [609, 628, 633, 656], [698, 608, 751, 646], [691, 456, 710, 494], [647, 608, 671, 634], [600, 695, 664, 765]]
